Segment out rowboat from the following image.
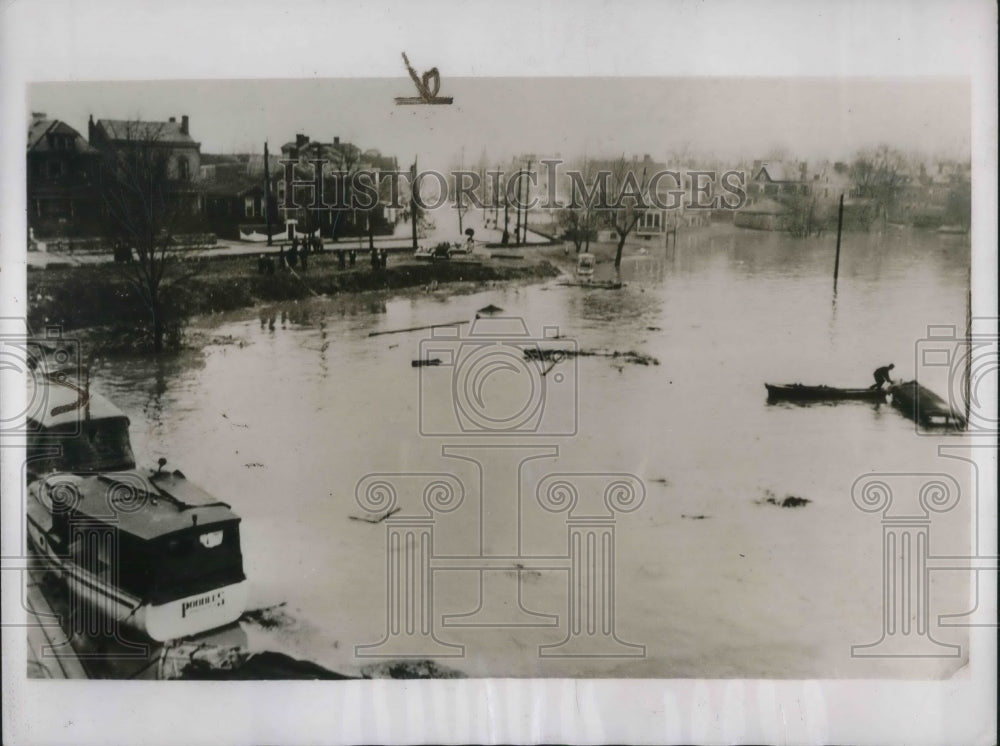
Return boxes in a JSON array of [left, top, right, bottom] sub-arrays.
[[765, 383, 888, 402]]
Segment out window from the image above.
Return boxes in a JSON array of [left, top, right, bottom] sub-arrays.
[[177, 157, 190, 181], [245, 196, 255, 217]]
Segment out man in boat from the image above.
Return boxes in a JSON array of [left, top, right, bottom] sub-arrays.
[[869, 363, 895, 390]]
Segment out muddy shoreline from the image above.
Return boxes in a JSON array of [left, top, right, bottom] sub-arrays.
[[27, 252, 563, 351]]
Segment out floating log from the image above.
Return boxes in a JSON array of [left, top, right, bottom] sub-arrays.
[[368, 319, 469, 337], [557, 281, 623, 290], [524, 348, 659, 366], [411, 358, 442, 367]]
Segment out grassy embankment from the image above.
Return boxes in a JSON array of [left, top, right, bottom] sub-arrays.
[[28, 252, 562, 349]]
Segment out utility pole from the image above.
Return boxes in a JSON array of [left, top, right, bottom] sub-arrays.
[[521, 159, 532, 244], [514, 160, 522, 246], [833, 193, 844, 294], [410, 157, 419, 251], [264, 141, 273, 246]]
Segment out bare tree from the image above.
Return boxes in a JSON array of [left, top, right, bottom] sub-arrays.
[[558, 159, 599, 252], [850, 144, 909, 230], [604, 156, 650, 269], [97, 121, 196, 353]]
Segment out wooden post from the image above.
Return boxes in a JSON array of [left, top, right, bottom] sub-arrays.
[[833, 193, 844, 293], [264, 141, 273, 246], [522, 159, 532, 244], [514, 163, 521, 246], [411, 157, 419, 251]]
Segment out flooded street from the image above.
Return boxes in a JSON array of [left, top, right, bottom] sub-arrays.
[[90, 224, 973, 678]]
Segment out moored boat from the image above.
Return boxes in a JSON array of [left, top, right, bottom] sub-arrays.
[[25, 371, 248, 642], [765, 383, 888, 402]]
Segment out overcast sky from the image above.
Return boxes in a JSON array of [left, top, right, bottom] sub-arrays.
[[30, 77, 970, 173]]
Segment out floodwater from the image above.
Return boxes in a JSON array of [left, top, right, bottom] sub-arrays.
[[89, 223, 975, 678]]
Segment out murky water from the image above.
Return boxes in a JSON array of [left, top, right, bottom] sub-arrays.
[[90, 224, 974, 678]]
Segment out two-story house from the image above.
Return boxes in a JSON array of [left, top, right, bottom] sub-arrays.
[[26, 113, 101, 237]]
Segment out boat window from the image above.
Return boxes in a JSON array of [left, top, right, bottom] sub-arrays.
[[148, 524, 245, 604], [32, 417, 136, 474]]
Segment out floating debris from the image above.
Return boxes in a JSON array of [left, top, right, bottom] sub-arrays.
[[502, 562, 543, 582], [769, 495, 810, 508], [557, 281, 623, 290], [240, 602, 293, 630], [411, 358, 442, 367], [349, 506, 401, 524], [650, 477, 669, 485], [646, 326, 662, 331], [681, 514, 710, 520], [160, 642, 352, 680], [361, 659, 466, 679], [368, 319, 469, 337], [757, 489, 811, 508], [476, 303, 504, 315], [524, 348, 659, 366]]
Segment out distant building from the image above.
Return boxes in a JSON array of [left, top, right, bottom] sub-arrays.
[[88, 114, 202, 222], [748, 161, 810, 199], [733, 197, 790, 231], [26, 113, 101, 237], [89, 114, 201, 181], [276, 133, 400, 240], [196, 155, 276, 240]]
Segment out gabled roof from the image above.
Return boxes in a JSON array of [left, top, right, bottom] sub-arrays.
[[754, 162, 796, 183], [95, 119, 198, 146], [27, 119, 96, 154]]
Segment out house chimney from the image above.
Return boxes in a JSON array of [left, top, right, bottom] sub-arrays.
[[88, 114, 95, 143], [31, 111, 47, 123], [334, 136, 340, 146], [296, 133, 309, 147], [169, 116, 176, 123], [180, 115, 189, 135]]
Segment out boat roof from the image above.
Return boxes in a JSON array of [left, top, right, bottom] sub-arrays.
[[37, 470, 239, 540], [27, 374, 129, 429]]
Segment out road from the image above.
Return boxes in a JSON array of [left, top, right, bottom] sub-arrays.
[[27, 213, 554, 268]]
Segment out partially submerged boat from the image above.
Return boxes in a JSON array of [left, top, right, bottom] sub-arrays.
[[765, 383, 888, 402], [25, 372, 248, 642], [576, 252, 595, 277], [888, 380, 966, 428]]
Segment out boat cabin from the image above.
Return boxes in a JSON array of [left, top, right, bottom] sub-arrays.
[[577, 253, 595, 275], [25, 373, 247, 638], [26, 373, 136, 479]]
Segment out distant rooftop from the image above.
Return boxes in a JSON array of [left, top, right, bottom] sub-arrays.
[[27, 117, 96, 154], [93, 117, 198, 146]]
